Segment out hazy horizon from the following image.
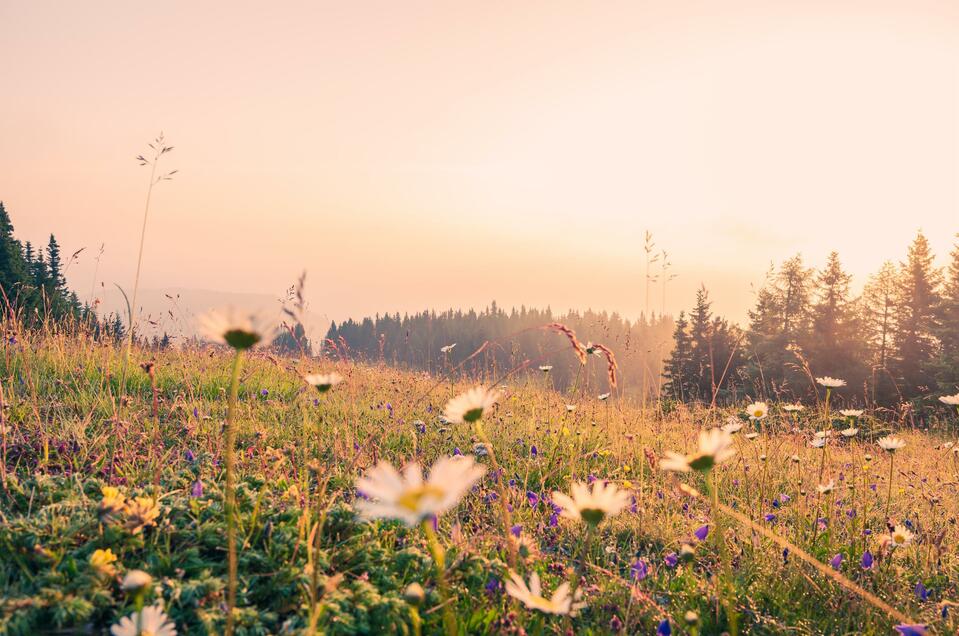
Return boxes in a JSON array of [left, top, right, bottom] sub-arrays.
[[2, 1, 957, 326]]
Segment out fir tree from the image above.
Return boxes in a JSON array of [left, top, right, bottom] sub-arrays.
[[893, 231, 942, 395], [662, 312, 692, 401], [0, 202, 27, 304]]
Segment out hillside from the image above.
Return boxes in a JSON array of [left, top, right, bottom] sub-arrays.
[[0, 326, 956, 634]]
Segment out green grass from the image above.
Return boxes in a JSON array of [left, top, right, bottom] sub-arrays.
[[0, 328, 956, 634]]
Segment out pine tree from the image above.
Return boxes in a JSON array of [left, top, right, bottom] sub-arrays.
[[932, 236, 959, 392], [806, 252, 866, 394], [861, 261, 900, 402], [894, 231, 942, 395], [0, 202, 27, 305], [663, 312, 692, 401], [687, 286, 714, 401], [745, 256, 814, 400], [45, 234, 65, 293]]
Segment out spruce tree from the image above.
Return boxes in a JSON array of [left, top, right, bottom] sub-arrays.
[[894, 231, 942, 396], [687, 286, 714, 400], [932, 236, 959, 392], [0, 202, 27, 305], [663, 312, 692, 401], [806, 252, 866, 394], [862, 261, 900, 402]]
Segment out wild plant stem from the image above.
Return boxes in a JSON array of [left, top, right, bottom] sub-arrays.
[[709, 470, 738, 636], [224, 349, 244, 636], [120, 157, 158, 399], [422, 520, 457, 636], [885, 454, 894, 522], [475, 421, 518, 568]]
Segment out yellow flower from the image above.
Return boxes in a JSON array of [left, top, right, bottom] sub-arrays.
[[124, 497, 161, 534], [90, 548, 119, 575], [99, 487, 126, 522], [101, 486, 121, 500]]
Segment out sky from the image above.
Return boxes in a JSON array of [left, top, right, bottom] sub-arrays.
[[1, 1, 957, 327]]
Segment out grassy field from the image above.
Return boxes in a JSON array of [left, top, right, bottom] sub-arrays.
[[0, 325, 956, 635]]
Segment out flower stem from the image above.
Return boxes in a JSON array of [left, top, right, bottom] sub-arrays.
[[224, 349, 244, 636], [709, 470, 738, 636], [475, 421, 518, 568], [885, 453, 895, 522], [422, 520, 457, 636]]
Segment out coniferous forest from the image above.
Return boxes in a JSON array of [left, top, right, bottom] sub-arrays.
[[3, 200, 956, 409]]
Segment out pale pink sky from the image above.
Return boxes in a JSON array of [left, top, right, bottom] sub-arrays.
[[1, 1, 957, 324]]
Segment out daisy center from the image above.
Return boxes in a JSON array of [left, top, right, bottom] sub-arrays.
[[397, 485, 446, 512]]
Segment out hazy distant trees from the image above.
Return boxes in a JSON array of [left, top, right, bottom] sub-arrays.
[[328, 304, 674, 396], [665, 230, 959, 407]]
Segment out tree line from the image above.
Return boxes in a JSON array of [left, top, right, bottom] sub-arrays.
[[326, 303, 675, 396], [0, 202, 176, 347], [663, 231, 959, 408], [0, 201, 86, 323]]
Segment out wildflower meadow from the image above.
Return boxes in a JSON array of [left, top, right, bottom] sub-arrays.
[[0, 315, 957, 635]]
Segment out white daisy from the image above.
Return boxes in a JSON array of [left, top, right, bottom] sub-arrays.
[[355, 456, 485, 526], [817, 480, 835, 494], [660, 428, 737, 473], [443, 386, 500, 424], [722, 417, 744, 434], [783, 403, 805, 412], [304, 373, 343, 393], [565, 404, 577, 412], [504, 570, 586, 616], [111, 605, 177, 636], [120, 569, 153, 592], [939, 393, 959, 406], [746, 402, 768, 420], [197, 308, 278, 350], [551, 481, 631, 527], [809, 437, 827, 448], [816, 377, 846, 388], [439, 343, 457, 353], [889, 525, 914, 548], [598, 392, 611, 401], [840, 409, 864, 418], [878, 436, 906, 452], [841, 427, 859, 438], [538, 365, 553, 372]]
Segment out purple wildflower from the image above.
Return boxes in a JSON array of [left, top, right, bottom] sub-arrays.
[[830, 553, 843, 570], [694, 525, 709, 541], [861, 550, 874, 570], [629, 559, 649, 581]]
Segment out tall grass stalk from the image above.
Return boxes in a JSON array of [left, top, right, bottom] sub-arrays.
[[120, 135, 175, 398], [422, 520, 457, 636], [475, 420, 518, 568], [707, 470, 738, 636]]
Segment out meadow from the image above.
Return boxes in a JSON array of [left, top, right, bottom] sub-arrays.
[[0, 319, 956, 635]]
